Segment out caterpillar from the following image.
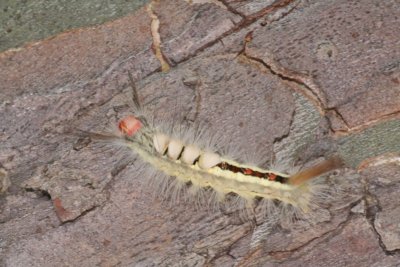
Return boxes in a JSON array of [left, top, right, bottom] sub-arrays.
[[87, 82, 344, 223]]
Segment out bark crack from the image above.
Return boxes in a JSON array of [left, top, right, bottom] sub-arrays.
[[147, 2, 171, 72], [246, 0, 298, 21], [178, 0, 297, 65], [243, 52, 326, 112], [217, 0, 246, 19], [240, 39, 354, 134], [341, 109, 400, 134], [363, 176, 400, 255]]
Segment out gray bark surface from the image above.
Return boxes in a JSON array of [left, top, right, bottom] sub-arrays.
[[1, 0, 400, 266]]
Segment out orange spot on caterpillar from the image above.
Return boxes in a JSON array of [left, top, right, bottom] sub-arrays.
[[243, 168, 253, 175], [268, 173, 277, 181], [118, 115, 142, 137]]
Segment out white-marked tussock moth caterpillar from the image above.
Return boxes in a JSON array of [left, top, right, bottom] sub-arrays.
[[88, 79, 344, 224]]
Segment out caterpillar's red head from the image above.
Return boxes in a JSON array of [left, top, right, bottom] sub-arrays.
[[118, 115, 142, 137]]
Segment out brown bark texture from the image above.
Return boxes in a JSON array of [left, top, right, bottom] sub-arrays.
[[1, 0, 400, 266]]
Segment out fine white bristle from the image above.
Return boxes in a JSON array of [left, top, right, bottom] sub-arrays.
[[199, 151, 221, 169], [181, 144, 201, 164], [92, 83, 348, 228], [153, 133, 169, 154], [167, 139, 184, 160]]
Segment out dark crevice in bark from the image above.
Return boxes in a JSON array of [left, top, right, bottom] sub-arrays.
[[273, 106, 296, 144], [217, 0, 246, 19], [243, 53, 324, 108], [363, 177, 400, 256], [170, 0, 298, 67], [61, 204, 99, 224], [325, 106, 351, 133]]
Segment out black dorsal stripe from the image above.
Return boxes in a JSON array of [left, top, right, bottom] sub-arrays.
[[216, 162, 286, 183]]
